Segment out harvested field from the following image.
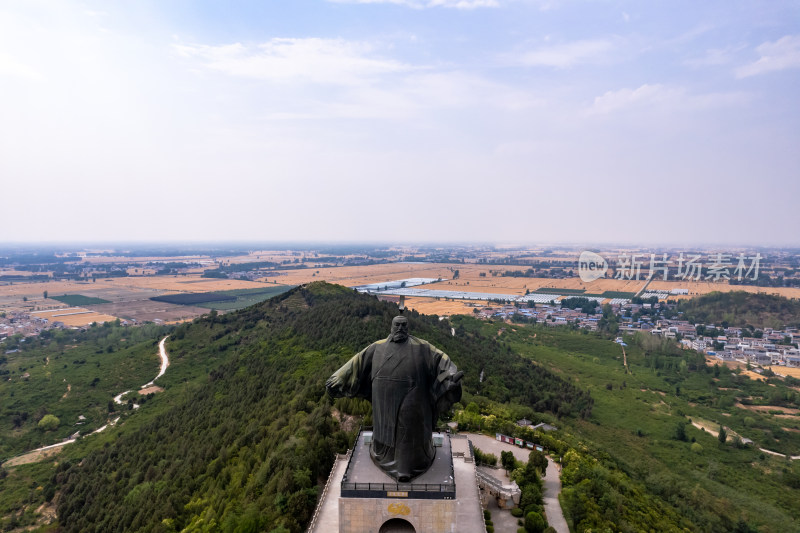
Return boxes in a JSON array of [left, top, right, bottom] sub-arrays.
[[88, 300, 209, 323], [31, 307, 119, 327], [79, 255, 214, 265], [704, 357, 770, 381], [218, 252, 301, 264], [0, 280, 100, 311], [2, 257, 798, 321], [0, 274, 277, 323], [266, 262, 800, 303], [111, 276, 269, 292], [404, 297, 481, 316], [266, 262, 459, 287], [647, 280, 800, 300], [770, 366, 800, 379], [0, 269, 40, 277], [0, 279, 165, 312], [410, 280, 525, 296]]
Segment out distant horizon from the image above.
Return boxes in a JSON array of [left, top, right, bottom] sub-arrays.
[[0, 240, 797, 251]]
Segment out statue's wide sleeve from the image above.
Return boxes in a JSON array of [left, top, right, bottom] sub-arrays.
[[326, 343, 375, 400], [429, 344, 463, 415]]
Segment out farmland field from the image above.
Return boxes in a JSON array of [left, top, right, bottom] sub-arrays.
[[30, 308, 120, 327], [265, 262, 459, 287], [0, 275, 279, 315], [770, 366, 800, 379], [599, 290, 637, 298], [50, 294, 111, 306], [270, 262, 800, 303], [403, 296, 479, 316], [87, 300, 209, 323], [196, 286, 294, 310], [648, 279, 800, 299], [534, 287, 585, 294], [151, 293, 237, 306], [149, 286, 293, 311], [2, 254, 799, 323]]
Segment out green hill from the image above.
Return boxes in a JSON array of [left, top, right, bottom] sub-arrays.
[[46, 282, 591, 532], [678, 290, 800, 329], [4, 283, 799, 532], [492, 323, 800, 533]]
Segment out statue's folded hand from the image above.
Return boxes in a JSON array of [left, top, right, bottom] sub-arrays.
[[326, 376, 343, 396]]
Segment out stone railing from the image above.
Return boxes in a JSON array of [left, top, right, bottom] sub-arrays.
[[340, 480, 456, 500], [475, 468, 521, 501], [307, 451, 349, 533]]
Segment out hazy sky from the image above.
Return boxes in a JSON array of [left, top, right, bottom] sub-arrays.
[[1, 1, 798, 246]]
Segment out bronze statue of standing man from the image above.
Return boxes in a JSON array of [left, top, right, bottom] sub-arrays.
[[327, 316, 463, 482]]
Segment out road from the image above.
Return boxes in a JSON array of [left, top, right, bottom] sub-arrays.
[[542, 456, 569, 533]]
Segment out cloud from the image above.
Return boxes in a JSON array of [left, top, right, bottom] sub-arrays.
[[684, 44, 746, 67], [590, 84, 747, 115], [250, 68, 540, 123], [326, 0, 499, 8], [736, 35, 800, 78], [515, 39, 617, 68], [591, 84, 678, 114], [173, 38, 411, 85], [172, 37, 540, 122], [666, 24, 716, 46], [0, 51, 42, 80]]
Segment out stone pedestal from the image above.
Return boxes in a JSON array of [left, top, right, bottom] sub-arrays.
[[339, 497, 456, 533], [338, 430, 458, 533]]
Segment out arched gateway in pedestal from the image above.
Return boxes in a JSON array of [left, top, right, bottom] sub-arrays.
[[379, 518, 415, 533]]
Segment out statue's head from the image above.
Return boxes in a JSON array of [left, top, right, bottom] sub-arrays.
[[390, 316, 409, 343]]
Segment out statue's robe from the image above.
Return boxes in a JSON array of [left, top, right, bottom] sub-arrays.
[[327, 335, 462, 482]]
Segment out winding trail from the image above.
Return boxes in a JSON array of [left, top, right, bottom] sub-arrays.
[[690, 419, 800, 460], [621, 344, 629, 373], [144, 336, 170, 387], [3, 336, 170, 467], [113, 336, 170, 406]]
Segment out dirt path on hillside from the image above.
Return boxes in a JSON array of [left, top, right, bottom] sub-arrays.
[[689, 418, 800, 460], [3, 336, 170, 467], [621, 344, 629, 373]]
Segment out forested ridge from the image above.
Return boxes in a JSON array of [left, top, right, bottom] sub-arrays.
[[54, 282, 591, 532], [678, 291, 800, 329]]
